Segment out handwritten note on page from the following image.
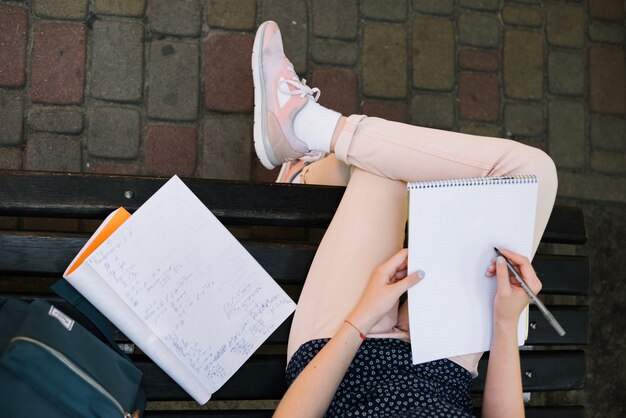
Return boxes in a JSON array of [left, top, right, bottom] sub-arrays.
[[407, 177, 537, 365], [64, 176, 295, 403]]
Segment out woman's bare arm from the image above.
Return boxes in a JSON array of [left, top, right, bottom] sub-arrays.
[[273, 249, 422, 418]]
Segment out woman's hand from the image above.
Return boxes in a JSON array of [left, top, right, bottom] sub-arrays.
[[486, 248, 542, 326], [346, 248, 423, 335]]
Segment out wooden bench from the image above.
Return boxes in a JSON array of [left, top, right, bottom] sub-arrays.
[[0, 170, 589, 417]]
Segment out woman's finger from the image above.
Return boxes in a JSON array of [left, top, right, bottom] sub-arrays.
[[379, 248, 409, 275], [495, 256, 512, 293]]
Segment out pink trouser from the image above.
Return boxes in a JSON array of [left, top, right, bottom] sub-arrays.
[[286, 115, 558, 377]]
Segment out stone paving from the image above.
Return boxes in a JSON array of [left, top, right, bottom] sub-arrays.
[[0, 0, 625, 415]]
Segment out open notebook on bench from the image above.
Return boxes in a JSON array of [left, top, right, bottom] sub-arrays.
[[63, 175, 296, 404]]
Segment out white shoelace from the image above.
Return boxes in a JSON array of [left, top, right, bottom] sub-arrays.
[[279, 64, 321, 101]]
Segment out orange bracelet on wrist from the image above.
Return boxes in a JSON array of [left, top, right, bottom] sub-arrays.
[[344, 320, 366, 341]]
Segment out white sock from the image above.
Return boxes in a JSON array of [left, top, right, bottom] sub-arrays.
[[293, 99, 341, 153]]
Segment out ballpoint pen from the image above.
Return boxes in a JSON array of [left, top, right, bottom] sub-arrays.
[[494, 247, 566, 337]]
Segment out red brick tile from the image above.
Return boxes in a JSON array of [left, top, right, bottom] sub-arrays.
[[30, 22, 86, 104], [204, 34, 254, 112], [458, 49, 499, 71], [589, 46, 625, 115], [362, 101, 406, 122], [311, 68, 358, 116], [589, 0, 624, 21], [253, 160, 281, 183], [144, 124, 197, 176], [0, 5, 28, 87], [458, 73, 500, 121], [87, 162, 141, 175]]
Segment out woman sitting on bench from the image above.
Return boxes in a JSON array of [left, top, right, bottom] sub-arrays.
[[252, 21, 557, 418]]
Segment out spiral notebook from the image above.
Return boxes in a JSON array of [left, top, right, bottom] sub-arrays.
[[406, 175, 538, 365]]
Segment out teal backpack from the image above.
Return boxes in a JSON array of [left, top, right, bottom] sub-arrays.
[[0, 280, 145, 418]]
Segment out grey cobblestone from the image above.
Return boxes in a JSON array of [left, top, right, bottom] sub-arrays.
[[147, 0, 201, 37], [312, 38, 358, 66], [548, 50, 585, 96], [589, 22, 625, 45], [206, 0, 257, 30], [590, 114, 625, 152], [33, 0, 87, 19], [501, 4, 542, 27], [504, 29, 543, 99], [147, 41, 199, 121], [459, 0, 500, 11], [363, 24, 407, 98], [412, 17, 454, 91], [459, 123, 501, 137], [0, 147, 22, 169], [361, 0, 407, 22], [94, 0, 145, 16], [546, 2, 585, 47], [88, 106, 141, 159], [313, 0, 358, 40], [411, 0, 453, 15], [504, 103, 544, 137], [28, 108, 83, 134], [202, 115, 252, 181], [91, 20, 144, 102], [591, 151, 626, 174], [548, 99, 585, 168], [0, 90, 23, 146], [409, 93, 454, 129], [458, 13, 500, 48], [557, 170, 626, 203], [25, 135, 81, 171], [262, 0, 308, 74]]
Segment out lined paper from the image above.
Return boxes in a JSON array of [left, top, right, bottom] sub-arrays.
[[407, 176, 537, 365]]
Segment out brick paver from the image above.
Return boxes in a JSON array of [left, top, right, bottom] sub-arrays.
[[361, 0, 407, 22], [458, 13, 500, 48], [504, 103, 544, 137], [504, 29, 543, 99], [313, 0, 358, 40], [312, 38, 358, 66], [363, 24, 407, 98], [91, 20, 144, 102], [459, 0, 500, 11], [33, 0, 87, 19], [30, 22, 86, 105], [145, 124, 197, 176], [362, 101, 406, 123], [87, 162, 141, 175], [590, 114, 625, 151], [412, 0, 453, 16], [261, 0, 308, 74], [204, 34, 254, 113], [409, 93, 454, 129], [147, 41, 199, 121], [548, 50, 585, 96], [94, 0, 145, 16], [412, 17, 454, 91], [88, 107, 141, 159], [148, 0, 201, 37], [0, 90, 24, 146], [206, 0, 257, 30], [501, 4, 542, 27], [548, 99, 586, 169], [589, 22, 625, 44], [25, 136, 81, 172], [0, 147, 22, 169], [589, 46, 625, 114], [591, 151, 626, 174], [0, 5, 28, 87], [311, 68, 358, 116], [458, 49, 498, 71], [458, 73, 499, 122], [589, 0, 625, 21], [28, 108, 83, 134], [546, 2, 585, 47], [202, 115, 252, 181]]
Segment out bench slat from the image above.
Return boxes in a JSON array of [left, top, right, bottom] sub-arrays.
[[0, 170, 586, 242], [0, 232, 589, 294], [137, 350, 585, 400]]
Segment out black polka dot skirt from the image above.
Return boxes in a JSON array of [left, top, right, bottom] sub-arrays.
[[286, 338, 475, 418]]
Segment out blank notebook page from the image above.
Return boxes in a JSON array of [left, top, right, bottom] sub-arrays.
[[407, 176, 538, 365]]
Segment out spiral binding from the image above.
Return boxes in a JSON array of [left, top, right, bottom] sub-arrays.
[[406, 175, 537, 190]]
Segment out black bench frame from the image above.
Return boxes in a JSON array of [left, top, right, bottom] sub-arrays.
[[0, 170, 589, 417]]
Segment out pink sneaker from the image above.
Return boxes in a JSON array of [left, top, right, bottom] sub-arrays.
[[252, 21, 320, 169]]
